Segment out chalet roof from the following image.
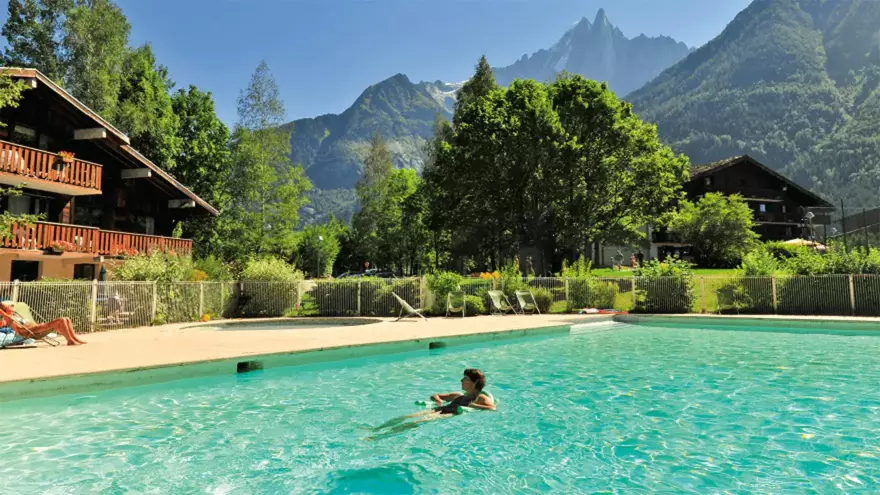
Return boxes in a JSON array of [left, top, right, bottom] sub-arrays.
[[688, 155, 832, 207], [1, 68, 219, 216]]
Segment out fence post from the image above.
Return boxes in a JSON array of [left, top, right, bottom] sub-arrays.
[[849, 275, 856, 315], [420, 276, 427, 310], [700, 277, 717, 313], [357, 280, 362, 316], [89, 279, 98, 332], [297, 280, 304, 314], [564, 278, 570, 312], [771, 276, 778, 314], [11, 279, 19, 302], [151, 281, 158, 323], [198, 282, 205, 318], [631, 277, 637, 308]]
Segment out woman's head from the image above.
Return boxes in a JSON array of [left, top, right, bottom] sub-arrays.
[[461, 368, 486, 393]]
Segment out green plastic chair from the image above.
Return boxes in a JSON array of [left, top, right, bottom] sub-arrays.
[[392, 293, 427, 321], [487, 290, 517, 315], [515, 290, 541, 315], [446, 291, 466, 318]]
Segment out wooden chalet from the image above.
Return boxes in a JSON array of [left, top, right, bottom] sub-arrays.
[[0, 68, 218, 280]]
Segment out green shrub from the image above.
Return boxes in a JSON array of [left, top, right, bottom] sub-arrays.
[[238, 257, 303, 317], [530, 287, 552, 313], [195, 256, 233, 281], [739, 248, 781, 276], [427, 271, 464, 314], [112, 253, 194, 282], [633, 256, 695, 313], [567, 278, 619, 310], [241, 257, 302, 281], [500, 259, 526, 298], [464, 295, 485, 315]]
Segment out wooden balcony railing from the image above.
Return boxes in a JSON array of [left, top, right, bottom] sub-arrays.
[[0, 140, 102, 190], [2, 221, 192, 256]]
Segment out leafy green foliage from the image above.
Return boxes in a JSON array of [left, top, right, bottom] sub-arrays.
[[529, 287, 553, 313], [664, 193, 759, 267], [426, 67, 687, 270], [116, 43, 181, 168], [426, 270, 463, 313], [194, 256, 233, 281], [739, 249, 781, 277], [633, 256, 695, 313], [62, 0, 130, 119], [112, 253, 195, 282], [241, 257, 303, 282], [464, 294, 486, 316], [297, 219, 344, 278], [2, 0, 70, 81], [218, 61, 312, 260], [352, 133, 425, 273]]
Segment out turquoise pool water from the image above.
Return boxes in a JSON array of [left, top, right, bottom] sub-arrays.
[[2, 322, 880, 493]]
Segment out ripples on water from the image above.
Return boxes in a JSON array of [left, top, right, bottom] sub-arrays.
[[2, 323, 879, 493]]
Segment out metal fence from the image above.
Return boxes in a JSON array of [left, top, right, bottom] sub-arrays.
[[2, 275, 880, 333]]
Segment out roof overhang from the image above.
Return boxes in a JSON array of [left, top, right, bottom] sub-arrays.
[[689, 155, 833, 208], [1, 68, 220, 216]]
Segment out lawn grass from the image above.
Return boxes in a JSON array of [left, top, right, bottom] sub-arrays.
[[590, 267, 739, 278]]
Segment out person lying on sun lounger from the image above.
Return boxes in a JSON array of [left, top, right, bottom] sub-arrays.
[[0, 302, 86, 346]]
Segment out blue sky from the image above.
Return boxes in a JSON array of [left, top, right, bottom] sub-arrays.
[[6, 0, 753, 124]]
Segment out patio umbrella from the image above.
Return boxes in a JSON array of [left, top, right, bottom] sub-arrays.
[[784, 238, 827, 251]]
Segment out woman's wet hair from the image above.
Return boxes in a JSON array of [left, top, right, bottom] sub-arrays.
[[464, 368, 486, 391]]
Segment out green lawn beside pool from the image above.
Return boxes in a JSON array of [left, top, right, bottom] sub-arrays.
[[590, 268, 739, 278]]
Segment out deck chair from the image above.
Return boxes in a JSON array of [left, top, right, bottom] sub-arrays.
[[446, 291, 466, 318], [487, 290, 517, 315], [0, 300, 60, 346], [515, 290, 541, 315], [392, 293, 427, 321]]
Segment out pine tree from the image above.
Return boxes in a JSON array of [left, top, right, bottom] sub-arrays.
[[454, 55, 497, 120]]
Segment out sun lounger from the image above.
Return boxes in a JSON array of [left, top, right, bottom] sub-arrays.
[[392, 293, 427, 321], [446, 291, 465, 318], [487, 290, 518, 315], [515, 290, 541, 315]]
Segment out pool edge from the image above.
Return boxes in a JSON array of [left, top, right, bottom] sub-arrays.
[[0, 319, 610, 402]]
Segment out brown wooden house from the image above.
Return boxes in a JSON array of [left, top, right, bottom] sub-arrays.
[[651, 155, 832, 260], [0, 68, 218, 281]]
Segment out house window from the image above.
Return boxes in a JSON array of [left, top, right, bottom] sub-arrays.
[[12, 125, 37, 146], [782, 205, 787, 214], [704, 177, 712, 186], [73, 264, 96, 280], [8, 195, 49, 215], [759, 204, 767, 213], [10, 260, 39, 282]]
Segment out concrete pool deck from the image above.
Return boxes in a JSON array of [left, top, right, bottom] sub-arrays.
[[0, 314, 597, 386]]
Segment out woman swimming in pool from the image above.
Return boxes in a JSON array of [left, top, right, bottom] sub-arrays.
[[368, 368, 496, 440]]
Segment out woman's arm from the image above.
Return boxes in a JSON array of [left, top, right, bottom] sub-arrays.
[[431, 392, 462, 405], [467, 394, 496, 411]]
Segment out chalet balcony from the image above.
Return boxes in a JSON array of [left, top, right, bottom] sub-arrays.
[[0, 139, 103, 195], [754, 213, 803, 225], [3, 221, 192, 256]]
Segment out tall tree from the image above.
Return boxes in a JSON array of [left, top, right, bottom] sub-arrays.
[[2, 0, 72, 81], [62, 0, 129, 119], [454, 55, 497, 123], [352, 133, 394, 265], [664, 193, 759, 267], [220, 61, 311, 260], [115, 44, 181, 169], [172, 85, 232, 257], [171, 85, 231, 205]]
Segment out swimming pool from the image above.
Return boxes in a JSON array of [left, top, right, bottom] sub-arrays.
[[2, 320, 879, 493]]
